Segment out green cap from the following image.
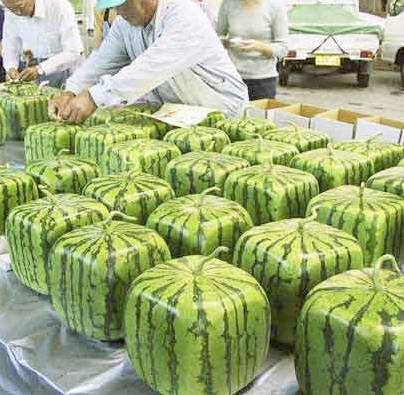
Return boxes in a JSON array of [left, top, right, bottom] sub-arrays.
[[96, 0, 127, 10]]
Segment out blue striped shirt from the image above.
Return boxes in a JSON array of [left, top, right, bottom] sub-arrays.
[[66, 0, 248, 117]]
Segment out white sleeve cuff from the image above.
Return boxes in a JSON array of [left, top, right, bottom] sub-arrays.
[[89, 79, 128, 108]]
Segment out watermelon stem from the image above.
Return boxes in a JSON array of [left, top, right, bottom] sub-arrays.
[[372, 255, 402, 290], [267, 152, 274, 168], [195, 247, 230, 274], [126, 169, 143, 179], [359, 182, 366, 206], [366, 132, 383, 144], [283, 121, 299, 132], [245, 131, 265, 151], [57, 149, 70, 157], [38, 185, 57, 202], [201, 187, 221, 196], [208, 140, 216, 152], [104, 211, 138, 225], [298, 208, 318, 232]]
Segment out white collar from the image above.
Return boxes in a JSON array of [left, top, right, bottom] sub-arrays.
[[32, 0, 46, 19]]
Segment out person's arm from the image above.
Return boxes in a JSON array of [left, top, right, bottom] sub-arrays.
[[65, 17, 129, 96], [216, 0, 229, 37], [238, 1, 288, 59], [88, 2, 213, 108], [2, 12, 22, 73], [38, 1, 83, 76], [270, 2, 289, 59]]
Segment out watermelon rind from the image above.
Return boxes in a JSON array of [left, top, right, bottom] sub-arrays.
[[367, 167, 404, 197], [165, 151, 250, 197], [83, 171, 175, 225], [6, 192, 108, 294], [295, 255, 404, 395], [234, 216, 364, 346], [125, 249, 271, 395], [48, 212, 171, 340], [224, 164, 319, 225], [307, 184, 404, 266]]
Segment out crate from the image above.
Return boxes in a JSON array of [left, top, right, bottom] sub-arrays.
[[311, 109, 370, 141], [356, 116, 404, 144]]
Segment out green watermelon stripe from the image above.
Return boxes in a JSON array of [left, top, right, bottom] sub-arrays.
[[125, 255, 270, 394]]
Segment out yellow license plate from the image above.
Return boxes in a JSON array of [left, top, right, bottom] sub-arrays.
[[315, 55, 341, 67]]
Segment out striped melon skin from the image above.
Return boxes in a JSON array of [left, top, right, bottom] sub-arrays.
[[84, 104, 157, 126], [125, 254, 270, 395], [290, 148, 374, 192], [233, 218, 364, 347], [24, 122, 82, 163], [222, 139, 299, 166], [6, 194, 108, 294], [215, 117, 276, 142], [165, 152, 250, 197], [262, 126, 330, 152], [103, 139, 181, 177], [224, 165, 319, 225], [198, 111, 227, 128], [48, 219, 171, 341], [83, 172, 175, 225], [163, 126, 231, 153], [0, 82, 40, 96], [0, 106, 6, 145], [0, 167, 39, 235], [147, 194, 253, 260], [27, 155, 101, 194], [295, 257, 404, 395], [307, 185, 404, 266], [0, 94, 50, 140], [75, 123, 154, 164], [367, 167, 404, 197], [332, 139, 404, 172], [85, 107, 172, 139]]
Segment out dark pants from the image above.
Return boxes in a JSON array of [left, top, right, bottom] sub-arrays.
[[243, 77, 277, 101]]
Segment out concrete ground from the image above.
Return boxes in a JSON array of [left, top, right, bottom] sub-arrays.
[[277, 68, 404, 120]]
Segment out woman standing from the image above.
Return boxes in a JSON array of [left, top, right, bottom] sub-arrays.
[[217, 0, 288, 100]]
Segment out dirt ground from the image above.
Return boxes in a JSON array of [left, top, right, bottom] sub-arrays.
[[277, 68, 404, 120]]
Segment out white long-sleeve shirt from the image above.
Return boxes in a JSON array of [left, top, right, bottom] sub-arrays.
[[3, 0, 83, 76], [65, 0, 248, 117]]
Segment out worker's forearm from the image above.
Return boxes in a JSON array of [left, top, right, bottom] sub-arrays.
[[40, 51, 82, 76]]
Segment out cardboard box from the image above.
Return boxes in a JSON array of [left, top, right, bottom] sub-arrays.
[[246, 99, 292, 121], [275, 104, 329, 128], [311, 109, 370, 142], [356, 116, 404, 144]]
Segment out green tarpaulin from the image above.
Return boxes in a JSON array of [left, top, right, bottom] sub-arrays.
[[289, 4, 383, 37]]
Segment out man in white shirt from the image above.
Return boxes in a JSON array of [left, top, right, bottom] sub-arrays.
[[51, 0, 248, 124], [3, 0, 83, 87]]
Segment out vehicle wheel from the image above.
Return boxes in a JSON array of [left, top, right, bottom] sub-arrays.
[[279, 66, 290, 87], [357, 73, 370, 88], [400, 63, 404, 89]]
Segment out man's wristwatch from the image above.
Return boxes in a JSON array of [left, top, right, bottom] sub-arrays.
[[37, 65, 45, 77]]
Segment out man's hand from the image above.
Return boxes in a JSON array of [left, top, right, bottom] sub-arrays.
[[49, 91, 76, 120], [239, 40, 273, 57], [60, 90, 97, 124], [6, 68, 20, 81], [19, 66, 40, 82]]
